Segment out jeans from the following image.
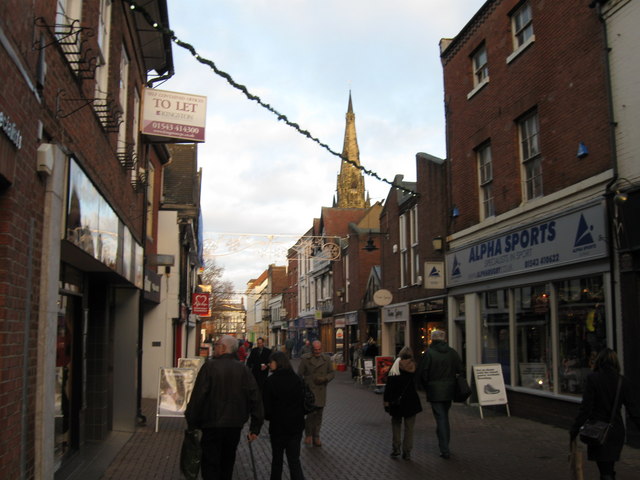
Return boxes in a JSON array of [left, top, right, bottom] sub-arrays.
[[430, 401, 452, 455], [391, 415, 416, 454], [270, 432, 304, 480], [200, 427, 242, 480]]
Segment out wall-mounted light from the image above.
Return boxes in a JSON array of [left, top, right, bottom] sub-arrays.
[[432, 236, 443, 252], [614, 191, 628, 204], [362, 230, 379, 252], [577, 142, 589, 159]]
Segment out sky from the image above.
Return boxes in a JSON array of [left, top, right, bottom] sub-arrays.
[[162, 0, 487, 295]]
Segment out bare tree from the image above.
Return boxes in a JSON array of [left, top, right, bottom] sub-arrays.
[[199, 258, 235, 310]]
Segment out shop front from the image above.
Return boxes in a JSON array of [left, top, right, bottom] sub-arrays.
[[381, 303, 409, 356], [409, 298, 446, 356], [445, 201, 610, 423]]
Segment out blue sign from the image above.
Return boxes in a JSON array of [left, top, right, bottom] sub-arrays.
[[445, 203, 607, 286]]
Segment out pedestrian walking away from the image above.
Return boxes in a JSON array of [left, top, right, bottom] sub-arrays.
[[262, 351, 306, 480], [417, 329, 464, 459], [383, 346, 422, 460], [246, 337, 272, 390], [298, 340, 334, 447], [184, 335, 264, 480], [570, 348, 640, 480]]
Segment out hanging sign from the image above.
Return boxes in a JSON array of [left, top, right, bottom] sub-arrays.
[[191, 292, 210, 316], [141, 88, 207, 142]]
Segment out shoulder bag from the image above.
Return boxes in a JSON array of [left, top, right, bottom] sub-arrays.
[[579, 375, 622, 446]]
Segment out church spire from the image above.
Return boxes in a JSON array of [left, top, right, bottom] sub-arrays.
[[336, 91, 368, 208]]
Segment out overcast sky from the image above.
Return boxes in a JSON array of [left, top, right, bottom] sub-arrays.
[[162, 0, 486, 294]]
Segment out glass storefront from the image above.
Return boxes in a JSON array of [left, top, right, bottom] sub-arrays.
[[477, 274, 607, 397]]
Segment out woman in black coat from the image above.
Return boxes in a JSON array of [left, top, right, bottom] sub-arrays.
[[570, 348, 640, 480], [383, 346, 422, 460], [262, 351, 306, 480]]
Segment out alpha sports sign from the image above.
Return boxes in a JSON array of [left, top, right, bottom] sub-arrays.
[[445, 202, 607, 287]]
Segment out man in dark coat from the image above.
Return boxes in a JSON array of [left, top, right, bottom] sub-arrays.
[[185, 335, 264, 480], [417, 329, 464, 459], [246, 337, 272, 390]]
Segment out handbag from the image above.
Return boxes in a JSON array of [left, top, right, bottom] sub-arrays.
[[454, 374, 472, 403], [180, 429, 201, 480], [301, 377, 317, 414], [579, 375, 622, 446]]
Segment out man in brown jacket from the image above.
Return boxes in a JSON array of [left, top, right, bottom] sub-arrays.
[[298, 340, 335, 446]]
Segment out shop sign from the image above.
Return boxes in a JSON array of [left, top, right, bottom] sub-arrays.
[[446, 203, 607, 287], [382, 303, 409, 323], [191, 292, 210, 316], [334, 316, 346, 328], [0, 111, 23, 149], [141, 88, 207, 142], [425, 262, 445, 289], [410, 299, 444, 315], [346, 312, 358, 325]]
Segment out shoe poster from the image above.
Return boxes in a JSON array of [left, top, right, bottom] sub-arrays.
[[472, 364, 508, 406]]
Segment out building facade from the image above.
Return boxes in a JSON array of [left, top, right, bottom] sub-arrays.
[[0, 0, 174, 477], [441, 0, 613, 424]]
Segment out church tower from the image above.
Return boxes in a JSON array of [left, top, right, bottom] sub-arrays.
[[335, 92, 369, 208]]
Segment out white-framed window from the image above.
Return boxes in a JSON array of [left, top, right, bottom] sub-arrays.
[[56, 0, 83, 71], [472, 43, 489, 87], [118, 47, 130, 157], [518, 111, 542, 200], [399, 214, 409, 287], [409, 206, 419, 285], [94, 0, 112, 102], [146, 163, 155, 238], [477, 143, 495, 219], [512, 2, 534, 50]]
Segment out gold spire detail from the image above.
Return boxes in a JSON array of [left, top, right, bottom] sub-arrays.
[[336, 92, 368, 208]]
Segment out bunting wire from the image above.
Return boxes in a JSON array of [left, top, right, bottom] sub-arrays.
[[126, 1, 418, 197]]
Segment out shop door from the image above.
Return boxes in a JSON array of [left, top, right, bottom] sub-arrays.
[[55, 293, 84, 469]]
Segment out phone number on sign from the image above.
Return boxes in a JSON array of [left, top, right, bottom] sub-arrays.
[[151, 122, 200, 134]]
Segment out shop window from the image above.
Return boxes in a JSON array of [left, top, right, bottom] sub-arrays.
[[515, 284, 552, 391], [556, 275, 606, 396], [480, 290, 510, 384]]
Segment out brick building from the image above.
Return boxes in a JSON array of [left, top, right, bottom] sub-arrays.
[[441, 0, 614, 425], [0, 1, 174, 477]]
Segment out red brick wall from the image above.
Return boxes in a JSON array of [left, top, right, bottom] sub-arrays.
[[442, 0, 612, 233]]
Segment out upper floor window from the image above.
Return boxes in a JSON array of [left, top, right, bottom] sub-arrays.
[[477, 143, 495, 219], [473, 44, 489, 86], [94, 0, 112, 100], [518, 111, 543, 200], [409, 206, 420, 285], [510, 2, 534, 57], [399, 214, 409, 288]]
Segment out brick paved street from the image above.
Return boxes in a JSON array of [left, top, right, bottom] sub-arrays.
[[61, 364, 640, 480]]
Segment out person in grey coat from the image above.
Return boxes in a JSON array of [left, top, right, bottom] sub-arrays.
[[570, 348, 640, 480], [185, 335, 264, 480], [417, 330, 463, 459], [298, 340, 334, 446]]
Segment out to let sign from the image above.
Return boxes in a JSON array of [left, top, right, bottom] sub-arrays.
[[191, 293, 210, 316], [141, 88, 207, 142]]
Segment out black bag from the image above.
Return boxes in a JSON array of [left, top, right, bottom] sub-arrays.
[[579, 419, 612, 446], [180, 429, 201, 480], [302, 378, 317, 414], [454, 375, 472, 403], [579, 375, 622, 446]]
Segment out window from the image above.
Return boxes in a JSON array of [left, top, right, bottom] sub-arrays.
[[118, 47, 130, 157], [477, 143, 495, 219], [515, 284, 552, 391], [399, 214, 408, 287], [480, 290, 510, 384], [409, 206, 419, 284], [519, 111, 542, 200], [472, 44, 489, 87], [94, 0, 111, 100], [512, 2, 534, 49]]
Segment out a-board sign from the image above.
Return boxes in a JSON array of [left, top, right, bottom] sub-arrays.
[[472, 363, 508, 406], [157, 367, 197, 417], [375, 356, 394, 386], [177, 357, 205, 372]]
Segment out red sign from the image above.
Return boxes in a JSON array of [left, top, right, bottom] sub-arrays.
[[191, 293, 210, 316]]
